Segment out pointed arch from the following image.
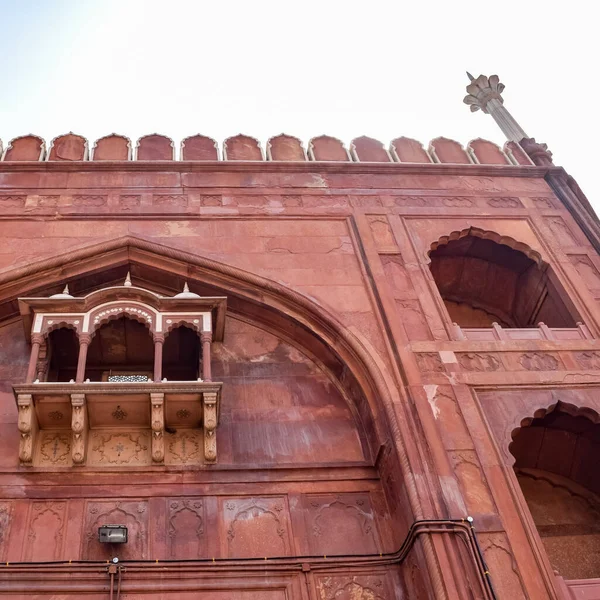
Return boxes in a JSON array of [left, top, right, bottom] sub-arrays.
[[0, 235, 395, 461]]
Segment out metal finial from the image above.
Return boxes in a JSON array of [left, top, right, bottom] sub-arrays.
[[183, 282, 190, 293], [466, 71, 475, 82], [124, 272, 132, 287], [63, 284, 69, 294]]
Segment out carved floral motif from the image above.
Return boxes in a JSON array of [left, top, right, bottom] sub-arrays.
[[39, 432, 71, 465], [167, 430, 202, 464], [317, 576, 387, 600], [91, 432, 149, 465], [416, 353, 444, 373], [518, 353, 559, 371], [574, 351, 600, 370], [487, 197, 522, 209], [458, 353, 501, 372]]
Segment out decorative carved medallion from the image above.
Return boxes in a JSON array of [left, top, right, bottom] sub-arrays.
[[48, 410, 64, 421], [416, 352, 444, 373], [457, 353, 501, 372], [91, 432, 149, 465], [518, 352, 559, 371], [167, 430, 202, 464], [112, 405, 128, 420], [39, 432, 71, 465], [176, 409, 191, 419]]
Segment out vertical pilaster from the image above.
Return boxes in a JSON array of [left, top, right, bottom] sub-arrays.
[[201, 331, 212, 382], [75, 333, 91, 383], [26, 334, 43, 383], [153, 333, 165, 382]]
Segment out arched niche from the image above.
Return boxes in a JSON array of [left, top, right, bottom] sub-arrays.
[[162, 324, 201, 381], [428, 228, 580, 328], [85, 316, 154, 382], [47, 326, 79, 382], [511, 403, 600, 580]]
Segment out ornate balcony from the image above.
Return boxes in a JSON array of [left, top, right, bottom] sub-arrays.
[[13, 277, 226, 467]]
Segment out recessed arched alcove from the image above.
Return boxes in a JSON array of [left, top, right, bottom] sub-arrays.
[[47, 327, 78, 381], [162, 325, 201, 381], [510, 403, 600, 580], [429, 228, 579, 328], [85, 316, 155, 382]]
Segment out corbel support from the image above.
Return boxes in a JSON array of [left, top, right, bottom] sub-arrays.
[[151, 392, 165, 463], [202, 391, 218, 463], [70, 393, 88, 465], [17, 394, 38, 465]]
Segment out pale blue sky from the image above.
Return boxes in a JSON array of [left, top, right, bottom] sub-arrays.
[[0, 0, 598, 209]]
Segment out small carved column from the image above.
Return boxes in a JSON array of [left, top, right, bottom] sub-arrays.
[[201, 331, 212, 382], [71, 393, 88, 465], [17, 394, 38, 464], [26, 334, 44, 383], [151, 392, 165, 463], [36, 341, 49, 382], [153, 333, 164, 382], [75, 333, 91, 383], [202, 391, 218, 463]]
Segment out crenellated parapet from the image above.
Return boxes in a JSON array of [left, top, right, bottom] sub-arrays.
[[0, 131, 534, 166]]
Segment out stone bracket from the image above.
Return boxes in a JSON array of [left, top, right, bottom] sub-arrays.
[[70, 393, 88, 465], [151, 392, 165, 463], [17, 394, 37, 465], [203, 391, 218, 463]]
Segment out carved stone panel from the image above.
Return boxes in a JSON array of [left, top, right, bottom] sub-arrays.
[[167, 498, 205, 559], [88, 430, 150, 466], [457, 353, 502, 372], [396, 300, 433, 341], [38, 431, 72, 466], [84, 500, 148, 560], [24, 501, 67, 561], [479, 532, 526, 599], [416, 352, 444, 373], [316, 574, 391, 600], [448, 450, 495, 514], [221, 496, 291, 558], [575, 351, 600, 370], [166, 429, 203, 465], [517, 352, 560, 371], [487, 196, 523, 209], [545, 217, 578, 246], [0, 502, 13, 561], [381, 255, 411, 297], [367, 215, 397, 250], [305, 493, 380, 555], [570, 255, 600, 291]]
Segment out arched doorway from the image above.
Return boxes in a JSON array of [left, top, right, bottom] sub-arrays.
[[429, 228, 579, 328], [511, 403, 600, 580]]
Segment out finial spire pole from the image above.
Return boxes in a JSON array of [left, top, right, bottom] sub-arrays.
[[463, 74, 528, 142]]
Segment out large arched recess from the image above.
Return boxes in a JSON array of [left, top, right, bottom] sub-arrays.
[[0, 235, 399, 467]]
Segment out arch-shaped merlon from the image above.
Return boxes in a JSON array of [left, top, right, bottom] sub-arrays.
[[136, 134, 175, 160], [504, 141, 534, 166], [2, 134, 45, 161], [350, 136, 392, 162], [467, 139, 510, 165], [267, 134, 306, 161], [223, 134, 263, 161], [429, 137, 472, 164], [47, 132, 88, 161], [389, 137, 431, 163], [92, 134, 131, 161], [308, 135, 350, 161], [181, 135, 219, 161]]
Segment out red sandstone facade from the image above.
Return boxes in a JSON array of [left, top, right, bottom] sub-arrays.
[[0, 120, 599, 599]]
